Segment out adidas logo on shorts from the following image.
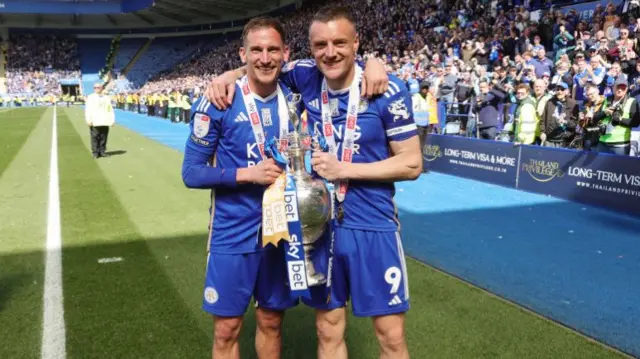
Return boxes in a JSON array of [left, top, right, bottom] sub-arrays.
[[388, 295, 402, 306]]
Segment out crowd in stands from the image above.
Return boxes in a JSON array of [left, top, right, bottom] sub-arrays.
[[2, 0, 637, 155], [133, 0, 639, 156], [388, 0, 640, 155], [5, 34, 81, 96]]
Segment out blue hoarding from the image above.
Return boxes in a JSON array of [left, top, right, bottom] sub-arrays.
[[518, 146, 640, 216], [0, 0, 153, 14], [422, 134, 640, 216], [423, 135, 519, 187]]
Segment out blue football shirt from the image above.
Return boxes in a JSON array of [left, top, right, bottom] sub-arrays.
[[280, 60, 418, 232], [182, 82, 295, 254]]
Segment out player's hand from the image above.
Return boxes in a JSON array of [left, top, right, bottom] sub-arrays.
[[311, 151, 345, 181], [250, 159, 283, 185], [206, 71, 238, 110], [362, 58, 389, 98]]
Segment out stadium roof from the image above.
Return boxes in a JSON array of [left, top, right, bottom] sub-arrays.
[[0, 0, 298, 29]]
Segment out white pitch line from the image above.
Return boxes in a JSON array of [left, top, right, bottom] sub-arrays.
[[42, 105, 67, 359]]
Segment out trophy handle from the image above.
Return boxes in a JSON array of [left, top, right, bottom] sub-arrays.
[[286, 93, 303, 134]]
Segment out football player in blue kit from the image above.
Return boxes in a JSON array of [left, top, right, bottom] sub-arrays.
[[181, 17, 298, 359], [206, 6, 421, 359]]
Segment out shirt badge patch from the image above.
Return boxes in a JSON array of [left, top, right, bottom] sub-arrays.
[[388, 99, 410, 122], [194, 113, 210, 138], [282, 60, 298, 73]]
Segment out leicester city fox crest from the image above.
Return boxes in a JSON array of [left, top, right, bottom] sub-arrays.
[[358, 98, 369, 114]]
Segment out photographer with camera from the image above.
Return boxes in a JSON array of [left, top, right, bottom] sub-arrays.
[[597, 77, 640, 155], [540, 82, 579, 148]]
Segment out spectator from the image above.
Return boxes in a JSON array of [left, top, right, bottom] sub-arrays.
[[596, 77, 640, 155], [540, 82, 579, 148], [513, 83, 537, 144], [476, 79, 507, 140]]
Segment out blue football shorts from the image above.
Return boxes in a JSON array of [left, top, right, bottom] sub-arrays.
[[202, 246, 298, 317], [303, 227, 410, 317]]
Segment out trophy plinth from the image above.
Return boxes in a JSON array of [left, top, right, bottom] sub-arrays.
[[286, 103, 331, 286]]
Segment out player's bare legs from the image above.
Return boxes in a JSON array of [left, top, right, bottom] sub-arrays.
[[255, 307, 285, 359], [316, 308, 348, 359], [372, 313, 408, 359], [212, 315, 243, 359]]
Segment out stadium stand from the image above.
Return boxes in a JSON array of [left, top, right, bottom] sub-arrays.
[[0, 36, 7, 94], [1, 0, 637, 154], [122, 35, 216, 89], [77, 38, 112, 95], [5, 33, 80, 96]]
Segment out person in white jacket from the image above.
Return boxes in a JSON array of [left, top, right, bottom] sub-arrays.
[[85, 83, 115, 158]]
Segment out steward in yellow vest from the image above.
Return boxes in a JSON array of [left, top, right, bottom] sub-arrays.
[[181, 91, 192, 123], [513, 84, 537, 145]]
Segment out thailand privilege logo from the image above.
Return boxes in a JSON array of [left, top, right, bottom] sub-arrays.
[[422, 144, 442, 162], [521, 159, 565, 182]]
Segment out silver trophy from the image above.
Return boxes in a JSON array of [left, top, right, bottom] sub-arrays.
[[286, 94, 331, 286]]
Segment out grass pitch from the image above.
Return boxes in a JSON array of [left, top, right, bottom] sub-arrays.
[[0, 107, 627, 358]]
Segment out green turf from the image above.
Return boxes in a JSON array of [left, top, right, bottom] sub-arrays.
[[0, 107, 45, 176], [0, 108, 50, 359], [57, 110, 211, 358], [0, 107, 628, 359]]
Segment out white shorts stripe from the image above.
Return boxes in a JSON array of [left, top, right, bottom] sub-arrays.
[[395, 232, 409, 300]]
